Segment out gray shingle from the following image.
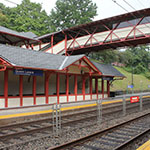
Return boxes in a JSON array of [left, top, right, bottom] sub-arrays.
[[0, 44, 84, 70], [91, 61, 125, 77], [0, 26, 39, 45]]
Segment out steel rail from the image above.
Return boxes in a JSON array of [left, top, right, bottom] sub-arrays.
[[49, 112, 150, 150]]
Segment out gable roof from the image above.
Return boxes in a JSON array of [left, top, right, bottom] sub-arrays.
[[91, 61, 125, 77], [0, 26, 39, 46], [0, 44, 84, 70]]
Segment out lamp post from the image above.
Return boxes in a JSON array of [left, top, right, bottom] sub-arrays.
[[131, 66, 134, 94]]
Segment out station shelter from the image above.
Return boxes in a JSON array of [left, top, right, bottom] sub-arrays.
[[0, 26, 125, 109]]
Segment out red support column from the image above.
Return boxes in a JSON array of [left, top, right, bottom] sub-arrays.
[[74, 75, 77, 101], [4, 69, 8, 108], [57, 73, 60, 104], [95, 77, 98, 99], [82, 76, 85, 100], [45, 72, 50, 104], [19, 75, 23, 106], [102, 79, 104, 99], [90, 76, 92, 100], [33, 76, 36, 105], [107, 80, 110, 97], [66, 74, 69, 102]]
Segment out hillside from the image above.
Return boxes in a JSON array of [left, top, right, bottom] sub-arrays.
[[110, 67, 150, 92]]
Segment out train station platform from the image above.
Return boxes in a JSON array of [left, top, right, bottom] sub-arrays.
[[0, 92, 150, 121], [137, 140, 150, 150]]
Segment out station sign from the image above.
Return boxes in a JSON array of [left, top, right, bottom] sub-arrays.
[[13, 69, 43, 76], [130, 96, 139, 103], [128, 85, 134, 88]]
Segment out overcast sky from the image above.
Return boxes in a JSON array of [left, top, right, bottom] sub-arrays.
[[1, 0, 150, 20]]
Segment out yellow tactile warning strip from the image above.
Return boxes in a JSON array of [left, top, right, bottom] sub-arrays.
[[137, 140, 150, 150], [0, 95, 149, 119]]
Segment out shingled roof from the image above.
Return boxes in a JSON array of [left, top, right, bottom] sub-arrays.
[[0, 26, 39, 46], [91, 61, 125, 77], [0, 44, 84, 70]]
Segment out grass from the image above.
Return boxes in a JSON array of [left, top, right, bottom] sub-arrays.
[[110, 67, 150, 92]]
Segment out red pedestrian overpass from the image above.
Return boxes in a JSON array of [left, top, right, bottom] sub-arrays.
[[37, 8, 150, 55]]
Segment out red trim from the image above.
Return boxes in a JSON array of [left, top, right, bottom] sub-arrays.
[[74, 75, 77, 101], [57, 73, 60, 104], [4, 70, 8, 107], [51, 35, 54, 54], [83, 56, 102, 74], [66, 74, 69, 102], [45, 72, 51, 104], [102, 79, 104, 99], [19, 75, 23, 106], [33, 76, 36, 105]]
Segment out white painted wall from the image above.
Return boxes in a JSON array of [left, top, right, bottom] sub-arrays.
[[92, 94, 97, 100], [60, 96, 67, 103], [69, 95, 75, 102], [0, 98, 5, 108], [8, 98, 20, 107], [36, 97, 45, 105], [85, 95, 90, 100], [77, 95, 83, 101], [49, 96, 57, 104], [23, 97, 33, 106]]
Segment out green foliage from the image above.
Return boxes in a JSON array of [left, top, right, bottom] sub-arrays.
[[90, 45, 150, 78], [110, 67, 150, 92], [0, 0, 51, 35], [0, 11, 8, 25], [49, 0, 97, 31]]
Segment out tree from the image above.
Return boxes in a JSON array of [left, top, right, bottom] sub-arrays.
[[0, 11, 8, 25], [1, 0, 51, 36], [50, 0, 97, 31], [89, 50, 119, 64], [0, 3, 9, 26]]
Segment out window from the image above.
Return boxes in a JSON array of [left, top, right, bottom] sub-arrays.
[[77, 76, 82, 94], [98, 78, 102, 93], [59, 74, 66, 95], [0, 72, 4, 96], [49, 74, 56, 95], [36, 76, 44, 95], [8, 70, 19, 96], [23, 76, 33, 96], [85, 77, 90, 94], [69, 75, 74, 94], [92, 78, 96, 94]]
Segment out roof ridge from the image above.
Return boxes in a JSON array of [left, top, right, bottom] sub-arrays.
[[59, 56, 69, 70]]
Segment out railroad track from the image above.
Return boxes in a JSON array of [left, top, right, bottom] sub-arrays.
[[0, 99, 150, 149], [49, 113, 150, 150]]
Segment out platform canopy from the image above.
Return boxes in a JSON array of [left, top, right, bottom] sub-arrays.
[[0, 26, 40, 46], [0, 44, 125, 78]]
